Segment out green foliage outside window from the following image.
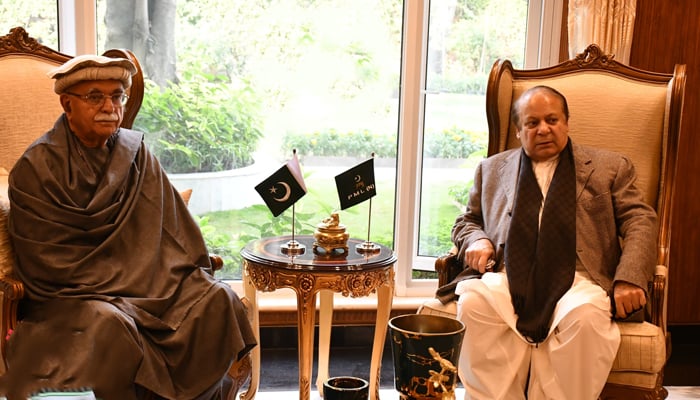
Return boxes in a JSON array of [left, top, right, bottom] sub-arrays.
[[133, 68, 264, 174], [423, 127, 487, 159], [282, 126, 486, 160], [282, 129, 397, 159]]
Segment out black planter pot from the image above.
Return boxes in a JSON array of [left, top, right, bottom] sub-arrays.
[[389, 314, 465, 400]]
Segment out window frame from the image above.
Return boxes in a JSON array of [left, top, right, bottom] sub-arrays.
[[58, 0, 562, 299]]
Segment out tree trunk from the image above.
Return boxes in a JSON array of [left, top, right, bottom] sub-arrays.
[[104, 0, 177, 87]]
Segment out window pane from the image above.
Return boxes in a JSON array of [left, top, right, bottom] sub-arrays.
[[417, 0, 528, 262], [96, 0, 403, 279], [0, 1, 58, 48]]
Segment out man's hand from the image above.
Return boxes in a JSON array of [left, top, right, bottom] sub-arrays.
[[464, 239, 495, 273], [612, 281, 647, 319]]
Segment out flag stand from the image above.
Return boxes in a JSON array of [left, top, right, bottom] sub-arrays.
[[281, 203, 305, 255], [356, 197, 380, 254]]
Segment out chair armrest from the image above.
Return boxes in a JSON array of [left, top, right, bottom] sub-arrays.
[[435, 252, 668, 331], [434, 247, 460, 288], [0, 274, 23, 301], [0, 274, 24, 367], [649, 265, 667, 332]]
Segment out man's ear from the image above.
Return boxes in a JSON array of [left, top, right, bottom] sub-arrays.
[[59, 94, 72, 113]]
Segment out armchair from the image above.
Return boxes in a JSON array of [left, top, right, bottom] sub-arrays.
[[418, 44, 685, 400], [0, 27, 250, 398]]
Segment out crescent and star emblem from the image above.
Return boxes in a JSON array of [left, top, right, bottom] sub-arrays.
[[270, 181, 291, 202], [354, 174, 361, 182]]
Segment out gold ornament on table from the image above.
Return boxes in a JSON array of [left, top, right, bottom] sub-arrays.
[[313, 212, 349, 257]]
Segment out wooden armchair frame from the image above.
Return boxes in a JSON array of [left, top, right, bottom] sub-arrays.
[[0, 27, 250, 398], [422, 44, 686, 400]]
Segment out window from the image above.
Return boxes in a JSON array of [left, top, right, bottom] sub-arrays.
[[0, 1, 58, 48], [95, 0, 403, 283], [3, 0, 560, 298], [414, 0, 527, 270]]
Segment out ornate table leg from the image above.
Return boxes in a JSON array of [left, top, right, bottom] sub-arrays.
[[241, 262, 260, 400], [369, 271, 395, 400], [296, 280, 318, 400], [316, 289, 334, 396]]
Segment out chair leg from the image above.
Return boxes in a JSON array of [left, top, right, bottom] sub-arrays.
[[225, 353, 252, 400]]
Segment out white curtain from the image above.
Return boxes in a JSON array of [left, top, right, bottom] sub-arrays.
[[568, 0, 637, 64]]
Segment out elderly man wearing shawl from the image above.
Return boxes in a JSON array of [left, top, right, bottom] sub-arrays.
[[440, 86, 657, 400], [0, 55, 256, 400]]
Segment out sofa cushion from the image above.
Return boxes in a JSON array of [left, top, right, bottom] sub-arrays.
[[611, 321, 666, 374], [417, 297, 458, 318]]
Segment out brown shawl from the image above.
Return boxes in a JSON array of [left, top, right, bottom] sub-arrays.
[[1, 115, 255, 399]]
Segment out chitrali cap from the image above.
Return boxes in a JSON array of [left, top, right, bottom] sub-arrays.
[[48, 54, 137, 94]]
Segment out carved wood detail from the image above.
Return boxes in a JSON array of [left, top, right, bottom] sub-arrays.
[[572, 44, 616, 67], [247, 266, 393, 299], [0, 26, 69, 62]]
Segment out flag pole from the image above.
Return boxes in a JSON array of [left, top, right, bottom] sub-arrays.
[[281, 203, 304, 255], [292, 202, 296, 244], [356, 153, 380, 254], [281, 149, 305, 256], [366, 197, 372, 244]]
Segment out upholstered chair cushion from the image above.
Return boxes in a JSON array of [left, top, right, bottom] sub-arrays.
[[180, 188, 193, 206], [0, 56, 64, 170], [0, 167, 13, 277], [497, 75, 666, 209]]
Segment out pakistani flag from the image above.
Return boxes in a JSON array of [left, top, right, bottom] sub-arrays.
[[334, 157, 376, 210], [255, 153, 307, 217]]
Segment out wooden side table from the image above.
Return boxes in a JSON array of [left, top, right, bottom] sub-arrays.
[[240, 235, 396, 400]]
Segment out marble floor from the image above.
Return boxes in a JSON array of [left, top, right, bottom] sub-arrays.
[[252, 386, 700, 399], [255, 324, 700, 399]]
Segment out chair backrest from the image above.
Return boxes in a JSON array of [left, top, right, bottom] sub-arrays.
[[485, 44, 686, 269], [0, 26, 144, 172]]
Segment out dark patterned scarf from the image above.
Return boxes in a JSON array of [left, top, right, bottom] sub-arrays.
[[505, 140, 576, 343]]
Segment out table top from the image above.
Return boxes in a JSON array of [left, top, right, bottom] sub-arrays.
[[241, 235, 396, 272]]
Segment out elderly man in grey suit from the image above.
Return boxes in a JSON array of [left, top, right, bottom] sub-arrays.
[[450, 85, 657, 400]]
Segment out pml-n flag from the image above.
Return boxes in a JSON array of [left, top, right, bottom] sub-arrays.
[[255, 153, 307, 217], [335, 157, 376, 210]]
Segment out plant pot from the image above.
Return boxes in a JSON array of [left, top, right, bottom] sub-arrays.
[[389, 314, 465, 400], [322, 376, 369, 400]]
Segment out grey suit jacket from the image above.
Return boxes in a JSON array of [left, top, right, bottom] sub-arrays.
[[451, 142, 658, 296]]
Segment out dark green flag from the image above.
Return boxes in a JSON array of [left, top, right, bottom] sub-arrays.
[[334, 158, 376, 210], [255, 153, 306, 217]]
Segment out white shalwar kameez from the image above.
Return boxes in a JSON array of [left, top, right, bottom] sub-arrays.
[[456, 268, 620, 400]]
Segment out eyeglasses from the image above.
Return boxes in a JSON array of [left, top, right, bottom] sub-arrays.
[[65, 91, 129, 107]]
